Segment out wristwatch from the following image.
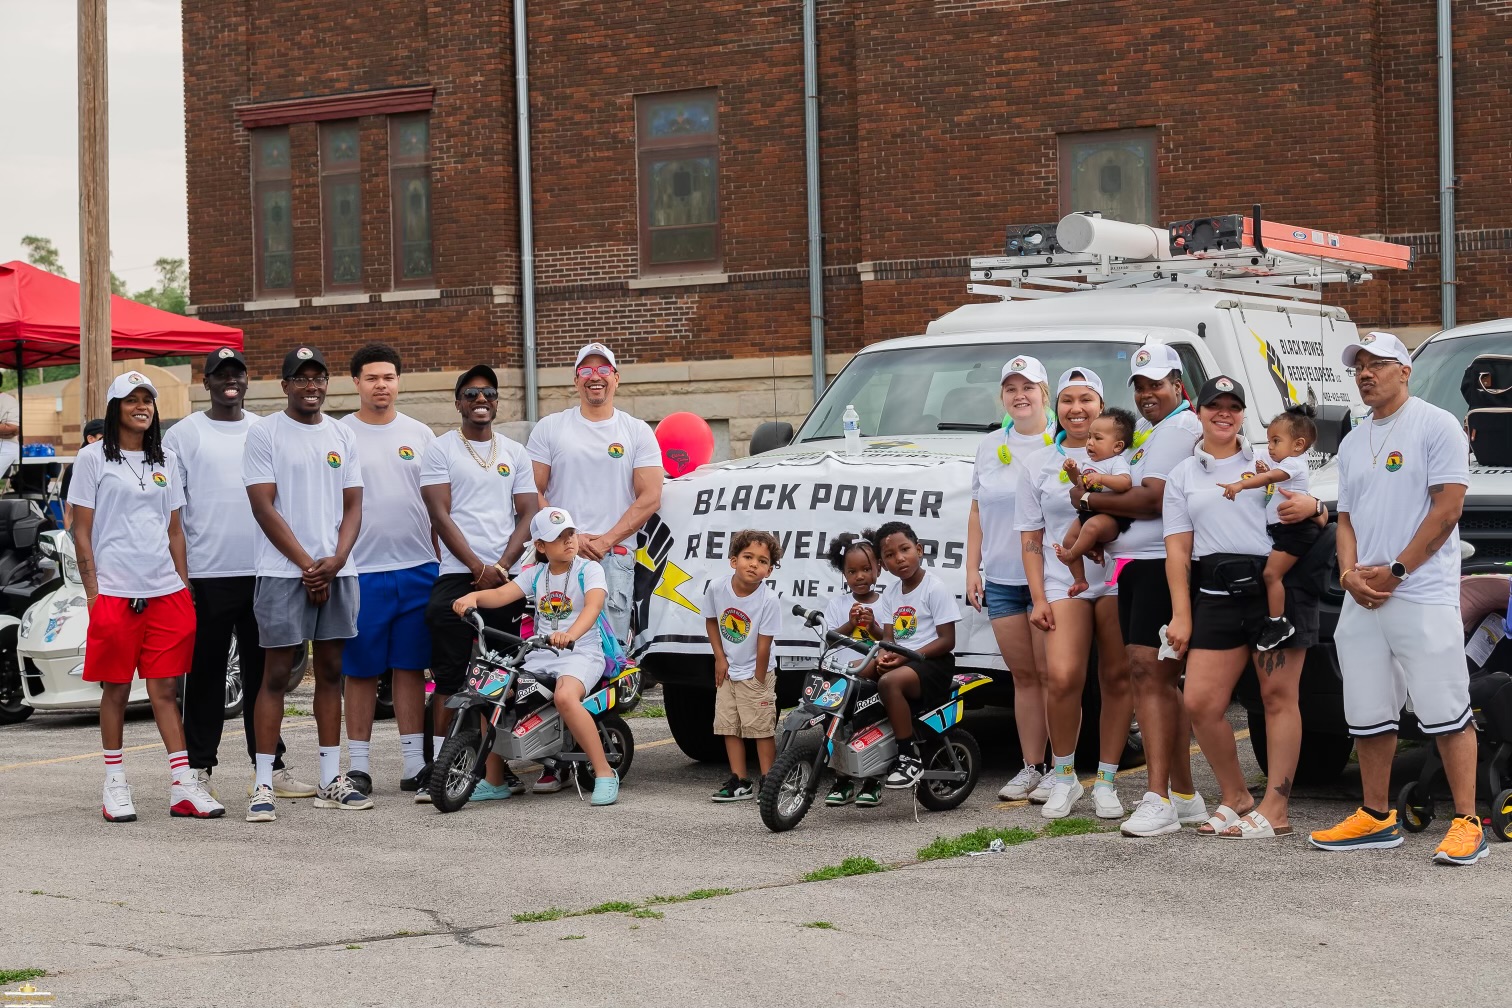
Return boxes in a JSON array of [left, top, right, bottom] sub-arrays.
[[1312, 498, 1324, 517], [1077, 494, 1094, 516], [1389, 560, 1408, 580]]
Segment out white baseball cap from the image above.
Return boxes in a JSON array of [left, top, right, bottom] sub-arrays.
[[574, 342, 618, 371], [1055, 367, 1104, 399], [1340, 331, 1412, 369], [1000, 354, 1048, 386], [1127, 341, 1184, 384], [107, 370, 158, 402], [530, 507, 576, 543]]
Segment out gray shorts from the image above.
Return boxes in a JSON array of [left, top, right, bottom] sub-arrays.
[[253, 575, 360, 648]]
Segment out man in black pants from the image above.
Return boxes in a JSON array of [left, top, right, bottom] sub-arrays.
[[165, 347, 314, 798]]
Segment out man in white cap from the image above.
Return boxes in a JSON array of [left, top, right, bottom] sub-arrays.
[[527, 342, 661, 649], [1310, 331, 1485, 865]]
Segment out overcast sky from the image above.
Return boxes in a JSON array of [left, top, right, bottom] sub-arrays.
[[0, 0, 186, 290]]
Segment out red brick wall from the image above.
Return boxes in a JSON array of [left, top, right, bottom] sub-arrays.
[[185, 0, 1512, 386]]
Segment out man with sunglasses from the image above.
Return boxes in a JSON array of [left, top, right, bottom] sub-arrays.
[[420, 365, 539, 799], [1311, 331, 1484, 865], [528, 342, 661, 651]]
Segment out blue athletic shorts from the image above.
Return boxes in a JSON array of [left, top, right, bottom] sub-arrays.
[[985, 581, 1033, 620], [342, 563, 438, 678]]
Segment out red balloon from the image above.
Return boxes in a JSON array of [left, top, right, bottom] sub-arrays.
[[655, 411, 715, 477]]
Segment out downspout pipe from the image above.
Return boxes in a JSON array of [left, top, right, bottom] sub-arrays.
[[514, 0, 540, 420], [803, 0, 826, 402], [1437, 0, 1456, 330]]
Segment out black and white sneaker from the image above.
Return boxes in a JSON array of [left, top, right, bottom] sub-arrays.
[[711, 775, 755, 802], [400, 764, 430, 792], [346, 769, 373, 796], [1255, 616, 1296, 652], [884, 750, 924, 789]]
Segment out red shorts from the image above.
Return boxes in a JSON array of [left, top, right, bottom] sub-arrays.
[[82, 590, 197, 684]]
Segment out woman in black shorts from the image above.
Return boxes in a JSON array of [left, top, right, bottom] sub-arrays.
[[1162, 376, 1327, 839]]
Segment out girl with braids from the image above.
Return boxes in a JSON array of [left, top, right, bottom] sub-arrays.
[[821, 532, 894, 808], [69, 371, 220, 822]]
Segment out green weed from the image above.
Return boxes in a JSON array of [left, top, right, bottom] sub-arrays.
[[560, 934, 586, 941], [579, 901, 637, 916], [802, 856, 886, 882], [646, 888, 734, 905], [0, 969, 45, 984], [628, 704, 665, 719], [629, 908, 664, 919], [802, 921, 836, 930], [513, 908, 569, 923], [1041, 817, 1104, 838], [916, 826, 1037, 861]]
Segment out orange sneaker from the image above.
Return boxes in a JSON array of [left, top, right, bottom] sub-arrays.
[[1308, 807, 1403, 851], [1433, 815, 1489, 865]]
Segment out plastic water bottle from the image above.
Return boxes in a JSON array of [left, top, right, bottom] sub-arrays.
[[842, 404, 861, 456]]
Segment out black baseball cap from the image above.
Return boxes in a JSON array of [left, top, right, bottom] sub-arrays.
[[82, 419, 105, 439], [204, 346, 247, 376], [454, 364, 499, 397], [1196, 375, 1247, 408], [281, 345, 329, 379]]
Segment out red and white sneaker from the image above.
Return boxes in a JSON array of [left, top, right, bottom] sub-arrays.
[[170, 778, 226, 818], [103, 778, 137, 823]]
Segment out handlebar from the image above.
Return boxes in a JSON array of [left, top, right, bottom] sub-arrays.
[[463, 608, 573, 652], [789, 603, 926, 664]]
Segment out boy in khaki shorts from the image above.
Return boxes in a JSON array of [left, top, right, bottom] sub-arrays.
[[702, 530, 783, 802]]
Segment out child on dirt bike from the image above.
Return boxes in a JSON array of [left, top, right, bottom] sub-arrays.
[[822, 533, 894, 808], [452, 507, 619, 806], [1053, 408, 1136, 596]]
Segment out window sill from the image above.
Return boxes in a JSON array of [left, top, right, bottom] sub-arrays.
[[241, 297, 301, 312], [626, 272, 728, 290], [310, 293, 371, 307], [379, 288, 442, 302]]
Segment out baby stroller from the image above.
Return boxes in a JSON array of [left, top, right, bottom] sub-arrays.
[[1396, 574, 1512, 841]]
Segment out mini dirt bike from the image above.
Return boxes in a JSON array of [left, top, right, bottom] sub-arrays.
[[758, 604, 990, 832], [430, 610, 636, 813]]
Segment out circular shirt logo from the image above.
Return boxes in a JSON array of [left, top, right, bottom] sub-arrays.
[[1009, 357, 1028, 372], [607, 443, 625, 459], [719, 608, 751, 644], [151, 472, 167, 488], [539, 590, 573, 623], [1385, 450, 1404, 472], [297, 347, 314, 360], [218, 348, 235, 359], [497, 462, 511, 477], [397, 445, 416, 461], [1133, 349, 1152, 368], [548, 510, 567, 524], [326, 451, 342, 468], [1215, 377, 1235, 392], [893, 607, 918, 640], [1131, 448, 1146, 466]]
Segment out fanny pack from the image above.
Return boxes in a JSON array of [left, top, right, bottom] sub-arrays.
[[1196, 553, 1266, 597]]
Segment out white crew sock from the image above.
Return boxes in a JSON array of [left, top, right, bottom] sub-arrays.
[[254, 753, 275, 790], [167, 749, 192, 785], [318, 746, 341, 788], [399, 733, 425, 777], [103, 747, 125, 781], [348, 739, 371, 774]]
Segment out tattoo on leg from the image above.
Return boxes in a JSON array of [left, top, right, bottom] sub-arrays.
[[1273, 775, 1292, 799]]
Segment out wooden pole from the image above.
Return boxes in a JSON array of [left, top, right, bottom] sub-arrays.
[[79, 0, 111, 423]]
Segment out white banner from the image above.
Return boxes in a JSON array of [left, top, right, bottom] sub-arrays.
[[632, 446, 1004, 670]]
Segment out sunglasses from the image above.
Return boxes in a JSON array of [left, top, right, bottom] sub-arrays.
[[576, 365, 615, 379], [459, 387, 500, 401]]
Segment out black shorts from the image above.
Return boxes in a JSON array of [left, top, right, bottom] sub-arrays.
[[425, 572, 526, 694], [1267, 520, 1323, 558], [1117, 559, 1173, 649], [886, 653, 957, 711], [1189, 584, 1321, 652]]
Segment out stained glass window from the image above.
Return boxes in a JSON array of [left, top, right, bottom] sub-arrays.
[[251, 128, 293, 295], [389, 113, 433, 285], [320, 120, 362, 290], [636, 90, 719, 272], [1059, 130, 1158, 226]]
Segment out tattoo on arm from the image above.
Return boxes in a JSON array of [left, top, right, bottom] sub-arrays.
[[1428, 483, 1445, 495], [1025, 541, 1042, 555]]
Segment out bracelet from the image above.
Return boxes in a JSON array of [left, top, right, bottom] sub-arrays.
[[494, 562, 508, 578], [1339, 567, 1355, 584]]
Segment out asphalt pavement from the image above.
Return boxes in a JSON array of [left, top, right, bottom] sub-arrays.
[[1, 686, 1504, 1007]]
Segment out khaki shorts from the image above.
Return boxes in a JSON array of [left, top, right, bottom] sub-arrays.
[[714, 675, 777, 739]]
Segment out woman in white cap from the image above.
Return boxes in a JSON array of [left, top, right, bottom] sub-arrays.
[[69, 371, 223, 822], [1161, 376, 1325, 839], [1015, 367, 1133, 820], [966, 354, 1055, 801]]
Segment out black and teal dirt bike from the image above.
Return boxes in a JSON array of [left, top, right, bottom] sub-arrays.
[[758, 604, 990, 832]]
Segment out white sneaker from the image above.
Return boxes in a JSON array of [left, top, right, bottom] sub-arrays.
[[248, 767, 319, 799], [171, 778, 226, 819], [102, 777, 136, 823], [1091, 785, 1125, 819], [1172, 791, 1209, 825], [1027, 773, 1058, 805], [1040, 777, 1084, 819], [246, 784, 277, 823], [1121, 791, 1182, 837], [998, 765, 1044, 801]]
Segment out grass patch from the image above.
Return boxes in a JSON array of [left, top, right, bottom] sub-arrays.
[[0, 969, 46, 984], [628, 704, 665, 719], [629, 908, 664, 920], [802, 921, 836, 930], [344, 944, 362, 950], [284, 705, 311, 717], [578, 901, 637, 916], [513, 908, 569, 923], [646, 888, 734, 905], [916, 826, 1038, 861], [802, 856, 886, 882], [560, 934, 586, 941], [1041, 817, 1104, 838]]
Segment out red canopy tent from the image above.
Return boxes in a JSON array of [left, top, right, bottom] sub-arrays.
[[0, 260, 243, 449]]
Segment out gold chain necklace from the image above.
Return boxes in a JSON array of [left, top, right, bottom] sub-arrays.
[[1367, 402, 1405, 467], [461, 433, 498, 469]]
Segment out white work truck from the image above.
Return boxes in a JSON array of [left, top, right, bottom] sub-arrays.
[[637, 211, 1409, 780]]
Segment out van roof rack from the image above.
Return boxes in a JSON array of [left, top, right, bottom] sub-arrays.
[[972, 205, 1412, 303]]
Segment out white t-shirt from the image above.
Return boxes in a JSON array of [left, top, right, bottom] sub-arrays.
[[1110, 408, 1203, 559], [419, 430, 537, 577], [822, 591, 895, 644], [972, 426, 1055, 586], [242, 412, 363, 579], [163, 410, 260, 578], [1337, 396, 1470, 606], [527, 407, 661, 546], [701, 576, 782, 680], [522, 557, 607, 658], [1162, 448, 1274, 560], [1015, 444, 1115, 601], [879, 571, 961, 652], [1082, 452, 1131, 492], [67, 442, 187, 598], [1262, 454, 1310, 526], [340, 411, 437, 573]]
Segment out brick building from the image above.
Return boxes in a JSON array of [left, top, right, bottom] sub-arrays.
[[183, 0, 1512, 448]]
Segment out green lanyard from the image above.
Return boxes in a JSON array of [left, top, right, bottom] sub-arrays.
[[996, 423, 1054, 466], [1131, 400, 1191, 449]]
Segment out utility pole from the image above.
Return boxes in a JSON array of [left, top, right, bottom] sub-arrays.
[[79, 0, 112, 423]]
